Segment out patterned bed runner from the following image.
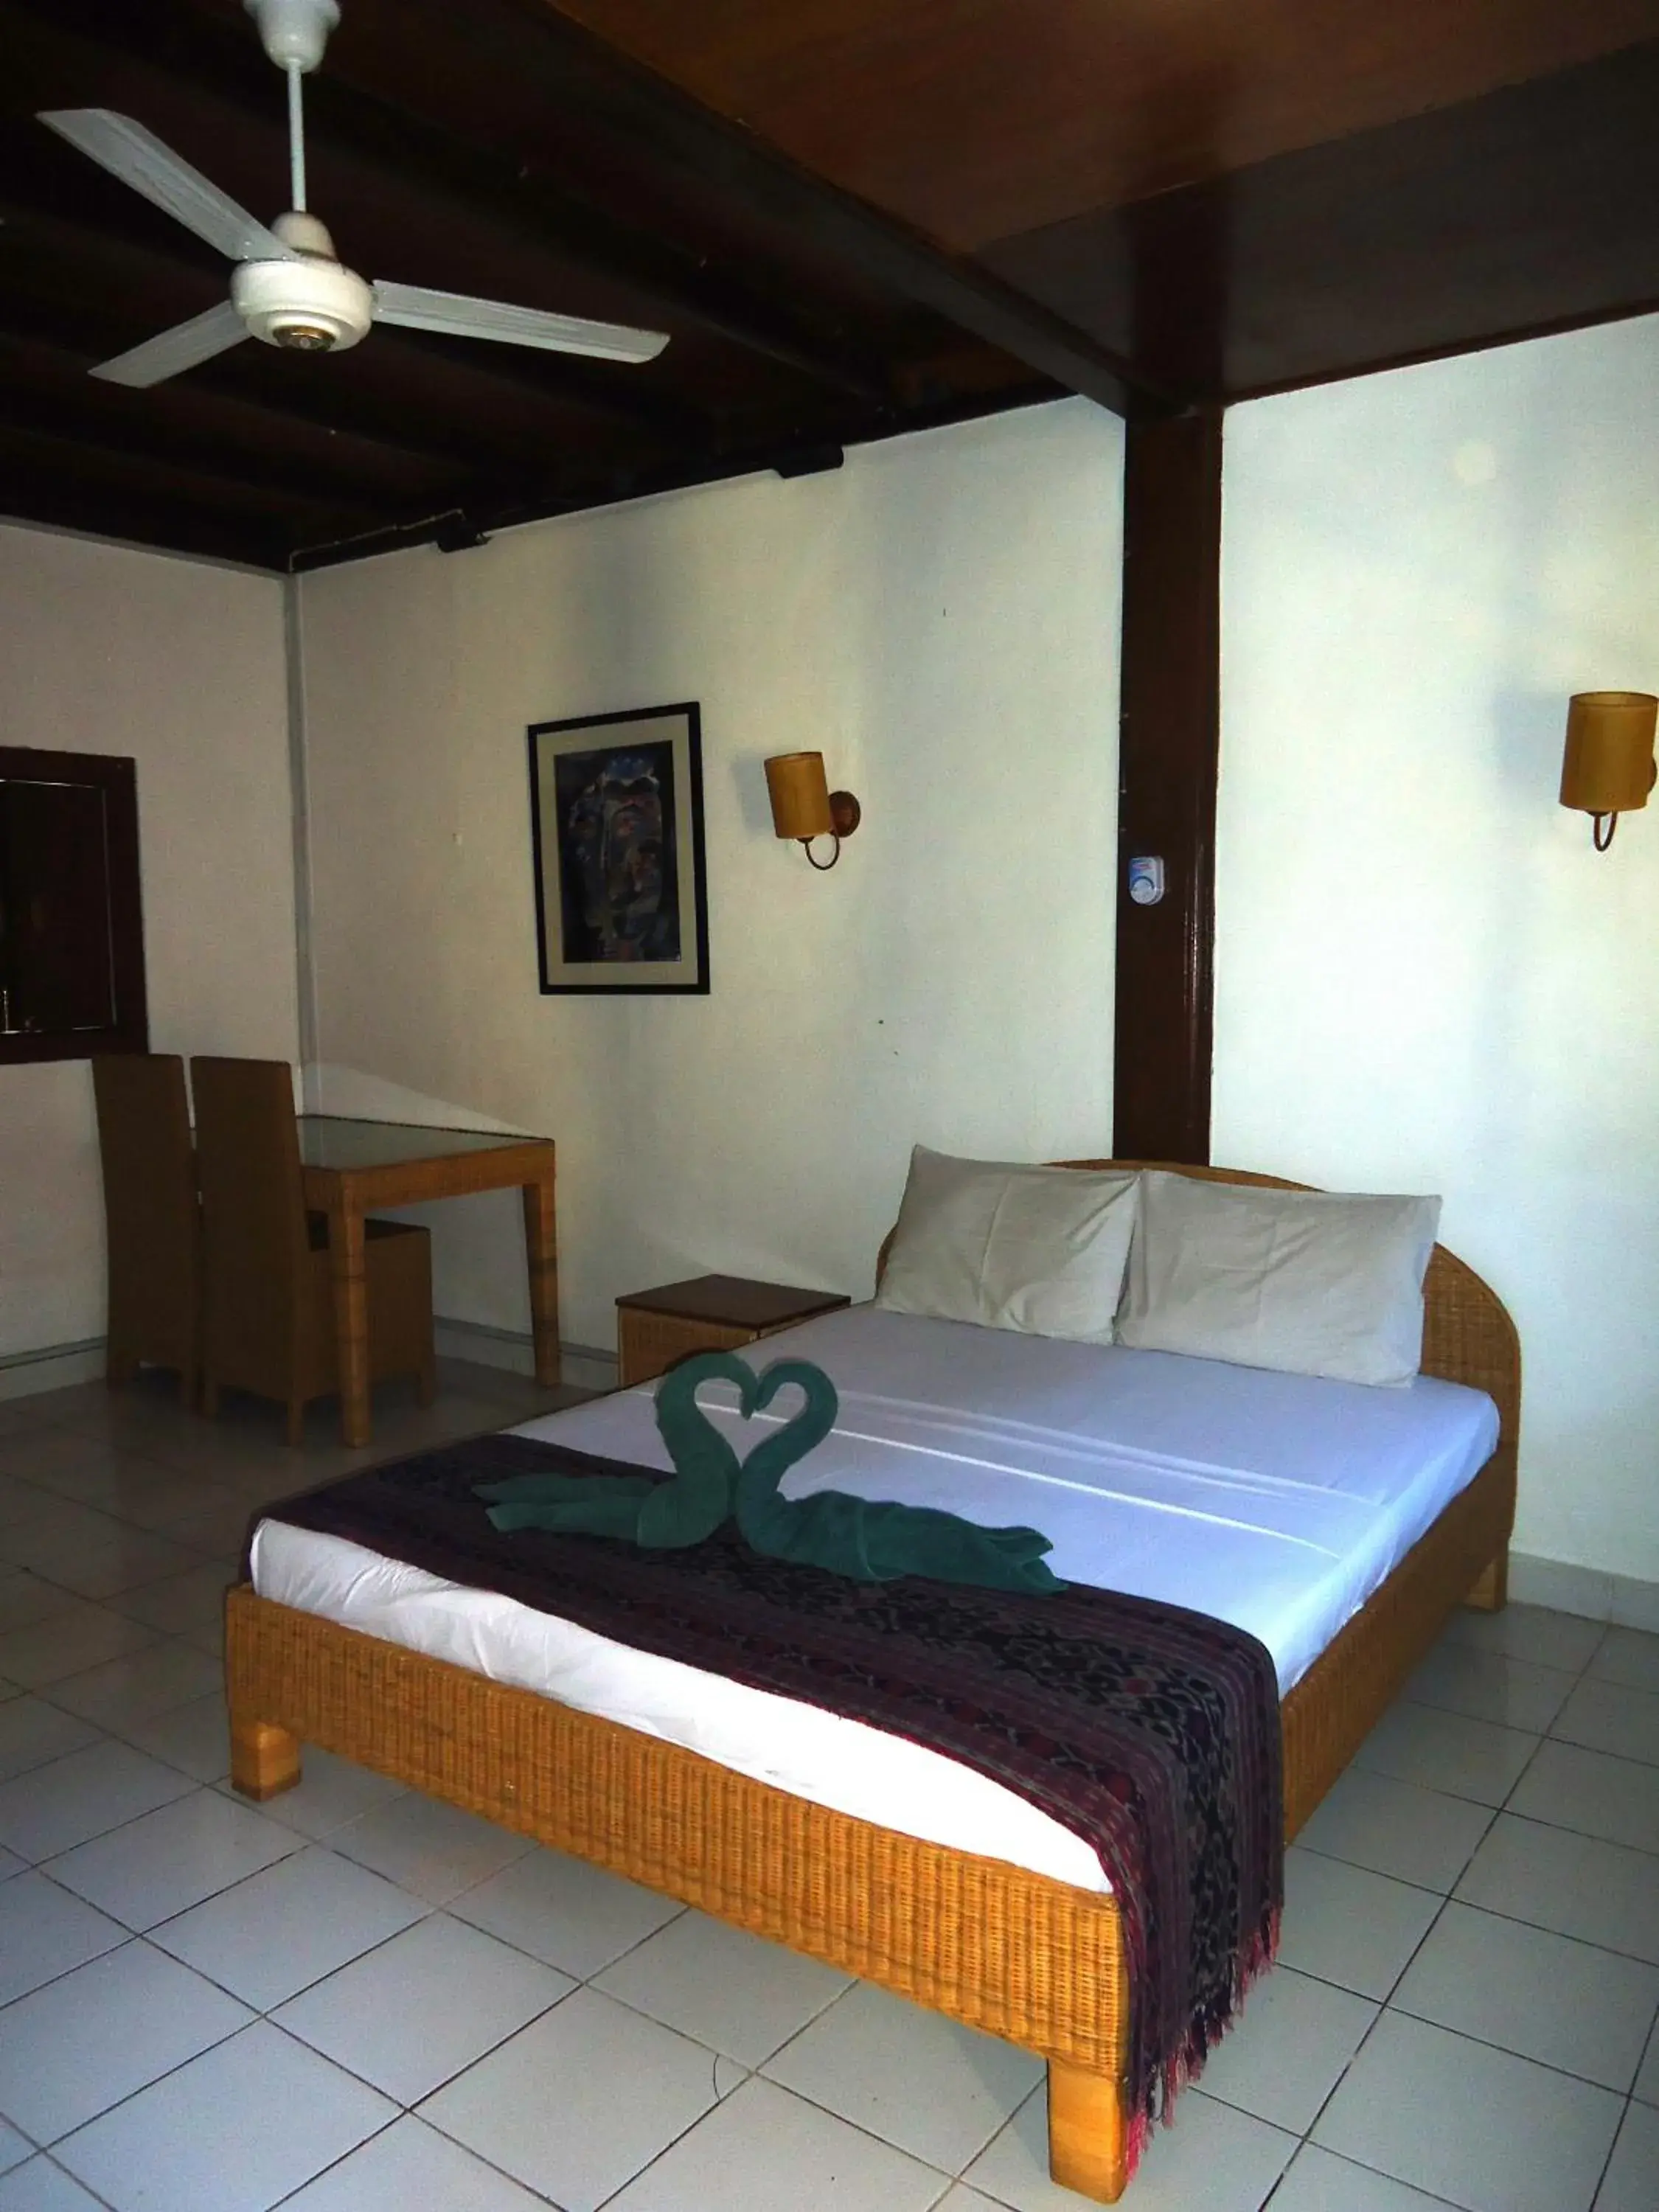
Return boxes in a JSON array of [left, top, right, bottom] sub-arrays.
[[261, 1430, 1282, 2159]]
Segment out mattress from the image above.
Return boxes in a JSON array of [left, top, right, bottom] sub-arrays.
[[252, 1305, 1500, 1892]]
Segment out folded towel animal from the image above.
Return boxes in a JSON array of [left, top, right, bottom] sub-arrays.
[[476, 1349, 1063, 1593]]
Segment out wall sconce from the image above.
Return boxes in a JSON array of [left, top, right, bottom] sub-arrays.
[[764, 751, 861, 871], [1560, 691, 1658, 850]]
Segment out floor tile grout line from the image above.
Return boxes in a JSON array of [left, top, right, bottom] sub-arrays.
[[1299, 1820, 1659, 1967], [344, 1925, 1014, 2205], [573, 2056, 970, 2212], [0, 1874, 135, 2008], [1492, 1731, 1659, 1848], [0, 1768, 212, 1871], [448, 1884, 689, 1982], [1416, 1891, 1659, 1983], [1274, 1867, 1548, 2194], [0, 1945, 260, 2153], [1397, 1685, 1578, 1735], [1257, 2138, 1479, 2212], [1294, 1787, 1498, 1897], [1381, 1985, 1659, 2099], [107, 1851, 434, 2014], [258, 2109, 408, 2211], [274, 1975, 576, 2116], [1425, 1879, 1659, 1969], [559, 1971, 845, 2096], [34, 1633, 229, 1714], [741, 2020, 1025, 2180], [1476, 1798, 1659, 1864], [27, 2146, 122, 2211], [19, 1800, 322, 1941], [263, 2107, 573, 2211], [1587, 2092, 1633, 2212], [742, 1963, 856, 2072]]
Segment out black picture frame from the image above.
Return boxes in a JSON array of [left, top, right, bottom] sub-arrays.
[[526, 702, 709, 996]]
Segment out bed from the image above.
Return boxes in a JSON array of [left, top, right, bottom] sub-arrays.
[[224, 1162, 1520, 2202]]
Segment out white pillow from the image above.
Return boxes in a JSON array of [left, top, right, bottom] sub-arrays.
[[874, 1147, 1139, 1345], [1116, 1171, 1441, 1385]]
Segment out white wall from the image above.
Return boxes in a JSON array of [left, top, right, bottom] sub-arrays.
[[0, 526, 296, 1363], [297, 400, 1124, 1350], [1217, 315, 1659, 1585]]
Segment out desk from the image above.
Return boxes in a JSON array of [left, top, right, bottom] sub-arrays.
[[298, 1117, 557, 1446]]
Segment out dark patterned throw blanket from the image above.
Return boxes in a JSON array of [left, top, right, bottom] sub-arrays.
[[264, 1431, 1281, 2163]]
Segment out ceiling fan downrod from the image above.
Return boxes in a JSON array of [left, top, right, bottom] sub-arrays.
[[286, 63, 307, 213], [246, 0, 339, 215]]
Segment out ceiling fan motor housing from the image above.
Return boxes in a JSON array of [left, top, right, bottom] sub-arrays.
[[232, 250, 372, 352]]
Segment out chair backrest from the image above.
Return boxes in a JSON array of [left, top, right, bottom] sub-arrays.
[[190, 1057, 310, 1380], [91, 1052, 197, 1363]]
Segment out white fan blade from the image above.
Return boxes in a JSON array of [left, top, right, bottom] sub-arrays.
[[372, 279, 669, 364], [38, 110, 294, 265], [91, 302, 249, 388]]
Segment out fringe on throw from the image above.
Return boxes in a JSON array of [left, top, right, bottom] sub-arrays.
[[1124, 1903, 1281, 2183]]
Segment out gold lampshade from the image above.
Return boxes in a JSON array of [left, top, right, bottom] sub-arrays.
[[1559, 692, 1658, 816], [765, 751, 834, 841]]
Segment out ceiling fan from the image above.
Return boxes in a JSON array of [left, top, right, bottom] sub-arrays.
[[38, 0, 670, 389]]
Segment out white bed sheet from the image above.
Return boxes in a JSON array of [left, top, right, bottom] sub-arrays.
[[251, 1306, 1499, 1893]]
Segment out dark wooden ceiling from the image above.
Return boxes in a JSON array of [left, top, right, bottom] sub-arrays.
[[4, 0, 1658, 571]]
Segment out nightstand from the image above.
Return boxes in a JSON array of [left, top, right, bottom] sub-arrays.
[[616, 1274, 852, 1388]]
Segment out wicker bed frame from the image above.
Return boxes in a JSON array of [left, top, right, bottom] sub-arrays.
[[225, 1162, 1519, 2203]]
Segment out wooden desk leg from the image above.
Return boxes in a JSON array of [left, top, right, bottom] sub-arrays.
[[327, 1189, 374, 1447], [523, 1168, 561, 1388]]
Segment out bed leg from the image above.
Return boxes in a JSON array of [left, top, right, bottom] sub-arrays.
[[1047, 2062, 1129, 2203], [230, 1719, 302, 1801], [1465, 1551, 1509, 1613]]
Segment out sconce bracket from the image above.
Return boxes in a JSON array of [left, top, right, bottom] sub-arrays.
[[828, 790, 861, 838]]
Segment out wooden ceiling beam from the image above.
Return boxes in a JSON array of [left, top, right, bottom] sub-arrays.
[[0, 473, 289, 568], [344, 324, 708, 448], [0, 425, 324, 568], [0, 307, 552, 508], [0, 322, 465, 502], [496, 0, 1176, 416], [0, 388, 397, 528], [0, 414, 380, 535]]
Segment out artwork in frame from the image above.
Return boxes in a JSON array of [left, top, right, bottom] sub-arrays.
[[527, 703, 710, 995]]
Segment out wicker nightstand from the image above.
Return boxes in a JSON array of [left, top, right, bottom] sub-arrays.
[[615, 1274, 852, 1388]]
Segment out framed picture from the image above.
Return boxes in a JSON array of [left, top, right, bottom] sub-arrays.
[[526, 702, 709, 995]]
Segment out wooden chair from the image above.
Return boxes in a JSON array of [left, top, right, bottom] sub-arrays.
[[91, 1052, 199, 1405], [191, 1057, 436, 1445]]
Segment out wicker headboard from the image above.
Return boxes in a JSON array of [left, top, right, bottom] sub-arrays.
[[875, 1158, 1521, 1457]]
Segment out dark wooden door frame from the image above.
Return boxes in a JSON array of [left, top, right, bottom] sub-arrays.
[[1111, 408, 1223, 1164]]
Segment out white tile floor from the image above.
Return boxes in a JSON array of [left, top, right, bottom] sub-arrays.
[[0, 1369, 1655, 2211]]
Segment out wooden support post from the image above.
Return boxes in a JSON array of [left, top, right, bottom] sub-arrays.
[[1113, 408, 1224, 1163], [1047, 2062, 1130, 2202]]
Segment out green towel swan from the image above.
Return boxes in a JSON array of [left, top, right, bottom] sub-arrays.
[[476, 1349, 1063, 1594]]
